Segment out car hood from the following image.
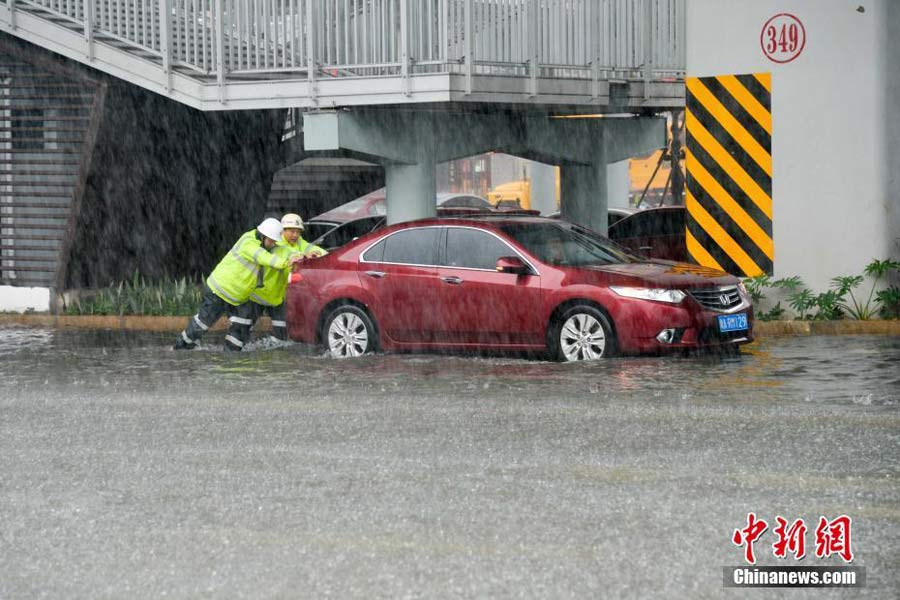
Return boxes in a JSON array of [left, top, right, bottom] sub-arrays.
[[576, 260, 739, 288]]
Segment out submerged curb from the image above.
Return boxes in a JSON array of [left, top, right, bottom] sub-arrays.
[[0, 314, 272, 332], [0, 315, 898, 336]]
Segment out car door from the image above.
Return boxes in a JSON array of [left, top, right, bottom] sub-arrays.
[[358, 227, 443, 343], [433, 226, 543, 345]]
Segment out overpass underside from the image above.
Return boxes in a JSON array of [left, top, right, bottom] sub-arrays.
[[0, 0, 686, 294]]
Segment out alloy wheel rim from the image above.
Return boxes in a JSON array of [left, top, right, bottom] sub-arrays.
[[328, 312, 369, 358], [560, 313, 606, 361]]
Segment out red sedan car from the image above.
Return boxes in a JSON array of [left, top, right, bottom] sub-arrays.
[[286, 216, 753, 361]]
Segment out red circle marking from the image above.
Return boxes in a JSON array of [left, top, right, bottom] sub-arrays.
[[760, 13, 806, 64]]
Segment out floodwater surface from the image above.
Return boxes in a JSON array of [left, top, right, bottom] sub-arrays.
[[0, 327, 898, 598]]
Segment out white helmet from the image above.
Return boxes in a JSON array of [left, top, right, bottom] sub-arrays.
[[257, 217, 283, 241], [281, 213, 304, 230]]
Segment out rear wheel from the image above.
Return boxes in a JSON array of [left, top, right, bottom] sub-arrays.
[[322, 305, 377, 358], [549, 305, 616, 361]]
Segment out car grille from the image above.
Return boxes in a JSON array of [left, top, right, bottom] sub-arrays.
[[689, 286, 743, 311]]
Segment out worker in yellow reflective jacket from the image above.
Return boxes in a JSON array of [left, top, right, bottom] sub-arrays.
[[174, 218, 301, 351], [227, 213, 327, 344]]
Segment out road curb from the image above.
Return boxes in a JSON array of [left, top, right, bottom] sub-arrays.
[[753, 320, 900, 336]]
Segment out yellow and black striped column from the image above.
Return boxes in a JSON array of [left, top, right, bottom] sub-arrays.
[[685, 73, 773, 276]]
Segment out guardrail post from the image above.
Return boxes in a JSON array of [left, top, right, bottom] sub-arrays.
[[590, 0, 600, 100], [527, 0, 538, 97], [642, 0, 653, 99], [159, 0, 172, 92], [306, 0, 318, 104], [84, 0, 94, 60], [9, 0, 16, 30], [464, 0, 473, 95], [215, 0, 225, 104], [400, 0, 410, 97]]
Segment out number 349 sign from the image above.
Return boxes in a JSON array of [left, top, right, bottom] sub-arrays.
[[761, 13, 806, 63]]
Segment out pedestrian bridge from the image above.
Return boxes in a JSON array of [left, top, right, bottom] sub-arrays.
[[0, 0, 685, 111], [0, 0, 685, 295]]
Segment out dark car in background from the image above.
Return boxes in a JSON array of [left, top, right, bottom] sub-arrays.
[[607, 206, 686, 262], [287, 216, 753, 361]]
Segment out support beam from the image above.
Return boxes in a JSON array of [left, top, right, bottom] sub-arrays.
[[304, 109, 665, 227]]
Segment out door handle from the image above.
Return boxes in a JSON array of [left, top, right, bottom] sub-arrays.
[[639, 246, 653, 251], [365, 270, 387, 279], [441, 276, 463, 285]]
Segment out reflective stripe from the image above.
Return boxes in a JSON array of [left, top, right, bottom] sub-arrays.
[[225, 335, 244, 348], [250, 293, 274, 307], [268, 254, 280, 268], [181, 331, 195, 344], [229, 316, 253, 325], [207, 276, 241, 305], [271, 320, 287, 328], [229, 249, 259, 276], [193, 315, 209, 331], [252, 248, 265, 264]]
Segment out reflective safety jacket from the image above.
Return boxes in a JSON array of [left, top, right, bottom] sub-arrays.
[[206, 230, 291, 306], [250, 237, 324, 307]]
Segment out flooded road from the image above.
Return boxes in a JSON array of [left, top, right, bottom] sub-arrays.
[[1, 328, 898, 598]]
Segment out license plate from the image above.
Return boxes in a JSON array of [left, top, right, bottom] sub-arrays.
[[718, 313, 748, 332]]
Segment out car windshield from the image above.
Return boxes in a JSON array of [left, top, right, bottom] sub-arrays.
[[499, 222, 640, 266]]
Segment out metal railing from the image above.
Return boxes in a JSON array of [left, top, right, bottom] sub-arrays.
[[7, 0, 684, 87]]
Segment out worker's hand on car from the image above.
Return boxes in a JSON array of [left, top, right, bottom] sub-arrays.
[[307, 248, 328, 258]]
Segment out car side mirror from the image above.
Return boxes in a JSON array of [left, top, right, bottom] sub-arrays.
[[495, 256, 530, 275]]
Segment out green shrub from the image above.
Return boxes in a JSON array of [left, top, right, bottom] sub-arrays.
[[742, 258, 900, 321], [65, 272, 203, 316]]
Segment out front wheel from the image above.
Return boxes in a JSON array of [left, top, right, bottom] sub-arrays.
[[322, 305, 377, 358], [549, 305, 616, 362]]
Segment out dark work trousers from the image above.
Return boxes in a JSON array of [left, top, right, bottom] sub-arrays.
[[226, 301, 288, 351], [174, 285, 237, 350]]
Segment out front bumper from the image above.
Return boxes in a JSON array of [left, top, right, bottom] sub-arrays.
[[613, 297, 754, 354]]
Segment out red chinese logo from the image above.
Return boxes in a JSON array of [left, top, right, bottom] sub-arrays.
[[732, 512, 768, 565], [760, 13, 806, 64], [773, 516, 807, 560], [815, 515, 854, 563], [733, 513, 854, 564]]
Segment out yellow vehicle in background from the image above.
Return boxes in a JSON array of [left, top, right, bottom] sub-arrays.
[[487, 179, 531, 210], [487, 173, 560, 211]]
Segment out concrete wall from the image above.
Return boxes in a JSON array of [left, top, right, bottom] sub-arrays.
[[67, 83, 285, 288], [687, 0, 898, 291], [885, 0, 900, 285]]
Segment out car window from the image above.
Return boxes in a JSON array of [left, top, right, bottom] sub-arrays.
[[362, 239, 385, 262], [320, 218, 383, 249], [609, 210, 685, 238], [500, 222, 639, 266], [305, 222, 337, 243], [369, 227, 440, 265], [440, 227, 516, 270]]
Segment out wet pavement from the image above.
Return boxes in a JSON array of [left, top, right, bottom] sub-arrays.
[[0, 327, 898, 598]]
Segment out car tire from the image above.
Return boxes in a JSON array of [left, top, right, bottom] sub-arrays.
[[322, 304, 378, 358], [549, 305, 616, 362]]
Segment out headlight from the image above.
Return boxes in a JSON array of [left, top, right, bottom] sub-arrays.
[[737, 280, 750, 298], [609, 286, 686, 304]]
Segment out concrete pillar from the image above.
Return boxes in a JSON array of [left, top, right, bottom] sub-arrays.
[[529, 161, 557, 214], [385, 156, 436, 225], [560, 160, 608, 234], [607, 160, 630, 209]]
